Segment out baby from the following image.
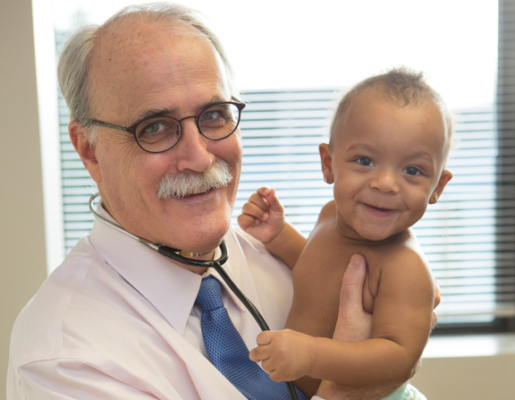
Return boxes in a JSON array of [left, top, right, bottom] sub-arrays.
[[238, 68, 452, 398]]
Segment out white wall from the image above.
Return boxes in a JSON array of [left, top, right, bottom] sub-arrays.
[[0, 0, 47, 398]]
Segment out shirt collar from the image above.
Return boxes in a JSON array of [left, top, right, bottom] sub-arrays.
[[88, 201, 245, 335]]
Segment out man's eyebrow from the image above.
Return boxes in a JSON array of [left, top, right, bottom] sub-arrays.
[[130, 108, 172, 127], [129, 97, 240, 127]]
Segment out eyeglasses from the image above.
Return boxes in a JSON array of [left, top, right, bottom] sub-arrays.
[[88, 101, 246, 153]]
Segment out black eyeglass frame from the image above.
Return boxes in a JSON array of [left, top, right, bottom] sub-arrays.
[[87, 101, 246, 153]]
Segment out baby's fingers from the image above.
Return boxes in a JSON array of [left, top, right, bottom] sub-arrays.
[[260, 187, 283, 214], [248, 188, 272, 212], [249, 331, 274, 362], [249, 344, 271, 363], [237, 213, 260, 231], [261, 358, 290, 382], [240, 202, 269, 224]]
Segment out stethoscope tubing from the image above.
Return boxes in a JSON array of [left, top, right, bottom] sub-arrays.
[[89, 194, 300, 400]]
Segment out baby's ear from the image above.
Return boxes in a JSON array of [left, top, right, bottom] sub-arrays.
[[318, 143, 334, 184], [319, 143, 334, 184], [430, 169, 452, 204]]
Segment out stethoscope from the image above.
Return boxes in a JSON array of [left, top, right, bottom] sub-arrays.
[[89, 193, 301, 400]]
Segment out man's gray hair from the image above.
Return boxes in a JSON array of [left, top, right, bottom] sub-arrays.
[[57, 2, 236, 138]]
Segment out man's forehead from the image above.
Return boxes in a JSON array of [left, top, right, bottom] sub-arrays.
[[86, 17, 229, 120], [92, 18, 206, 62]]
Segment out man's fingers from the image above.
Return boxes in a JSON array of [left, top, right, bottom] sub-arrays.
[[334, 254, 372, 342], [430, 279, 441, 330], [431, 311, 438, 331], [434, 279, 441, 308]]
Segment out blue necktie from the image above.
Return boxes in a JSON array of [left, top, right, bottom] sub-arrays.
[[196, 275, 307, 400]]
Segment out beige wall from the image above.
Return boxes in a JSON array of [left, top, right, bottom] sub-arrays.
[[412, 353, 515, 399], [0, 0, 48, 398]]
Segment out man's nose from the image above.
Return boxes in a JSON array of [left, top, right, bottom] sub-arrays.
[[175, 118, 214, 172], [370, 169, 400, 194]]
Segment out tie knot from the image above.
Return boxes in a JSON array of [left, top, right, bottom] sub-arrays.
[[196, 275, 224, 312]]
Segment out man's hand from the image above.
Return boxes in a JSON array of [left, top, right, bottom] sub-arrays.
[[249, 329, 316, 382], [237, 187, 286, 244], [316, 254, 399, 400], [332, 254, 373, 342], [432, 280, 441, 330]]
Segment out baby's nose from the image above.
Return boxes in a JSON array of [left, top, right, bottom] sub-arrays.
[[370, 170, 400, 194]]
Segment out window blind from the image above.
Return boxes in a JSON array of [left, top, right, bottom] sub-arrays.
[[234, 91, 514, 331]]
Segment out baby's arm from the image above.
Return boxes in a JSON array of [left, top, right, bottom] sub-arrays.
[[250, 250, 434, 387], [238, 187, 306, 269]]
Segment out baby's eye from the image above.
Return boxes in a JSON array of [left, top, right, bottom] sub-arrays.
[[357, 157, 373, 167], [405, 166, 421, 176]]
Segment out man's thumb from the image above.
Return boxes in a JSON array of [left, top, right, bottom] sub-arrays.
[[340, 254, 367, 309]]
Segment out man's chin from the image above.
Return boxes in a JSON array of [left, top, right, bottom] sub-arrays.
[[160, 214, 232, 252]]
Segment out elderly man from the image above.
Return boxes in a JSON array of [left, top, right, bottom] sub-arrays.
[[7, 4, 430, 400]]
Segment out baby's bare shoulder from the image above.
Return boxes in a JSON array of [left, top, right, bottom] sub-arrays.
[[376, 230, 433, 287], [317, 200, 336, 222], [305, 200, 338, 244], [292, 201, 351, 281]]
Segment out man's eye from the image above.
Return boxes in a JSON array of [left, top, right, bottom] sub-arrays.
[[136, 119, 178, 144], [357, 157, 373, 167], [405, 166, 421, 176], [145, 122, 163, 134], [202, 110, 224, 122]]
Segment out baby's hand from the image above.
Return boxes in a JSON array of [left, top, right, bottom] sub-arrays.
[[249, 329, 316, 382], [237, 187, 285, 244]]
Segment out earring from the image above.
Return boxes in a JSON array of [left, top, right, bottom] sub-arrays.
[[432, 194, 439, 203], [324, 177, 329, 183]]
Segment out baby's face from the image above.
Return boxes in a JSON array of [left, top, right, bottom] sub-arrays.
[[320, 92, 452, 242]]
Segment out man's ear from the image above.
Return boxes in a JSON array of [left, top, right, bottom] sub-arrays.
[[69, 121, 102, 183], [319, 143, 334, 184], [429, 169, 452, 204]]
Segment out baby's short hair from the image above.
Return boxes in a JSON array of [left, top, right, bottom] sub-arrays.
[[330, 67, 453, 149]]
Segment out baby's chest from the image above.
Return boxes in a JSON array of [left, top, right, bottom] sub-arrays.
[[291, 239, 382, 326]]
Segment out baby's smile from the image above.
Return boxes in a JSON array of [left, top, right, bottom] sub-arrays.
[[362, 203, 396, 217]]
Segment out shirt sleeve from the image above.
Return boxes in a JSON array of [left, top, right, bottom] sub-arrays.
[[16, 358, 184, 400]]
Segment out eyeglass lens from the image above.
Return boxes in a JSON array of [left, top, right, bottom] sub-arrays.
[[135, 102, 241, 152]]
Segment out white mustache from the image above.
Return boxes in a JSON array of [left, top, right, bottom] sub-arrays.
[[157, 160, 233, 199]]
